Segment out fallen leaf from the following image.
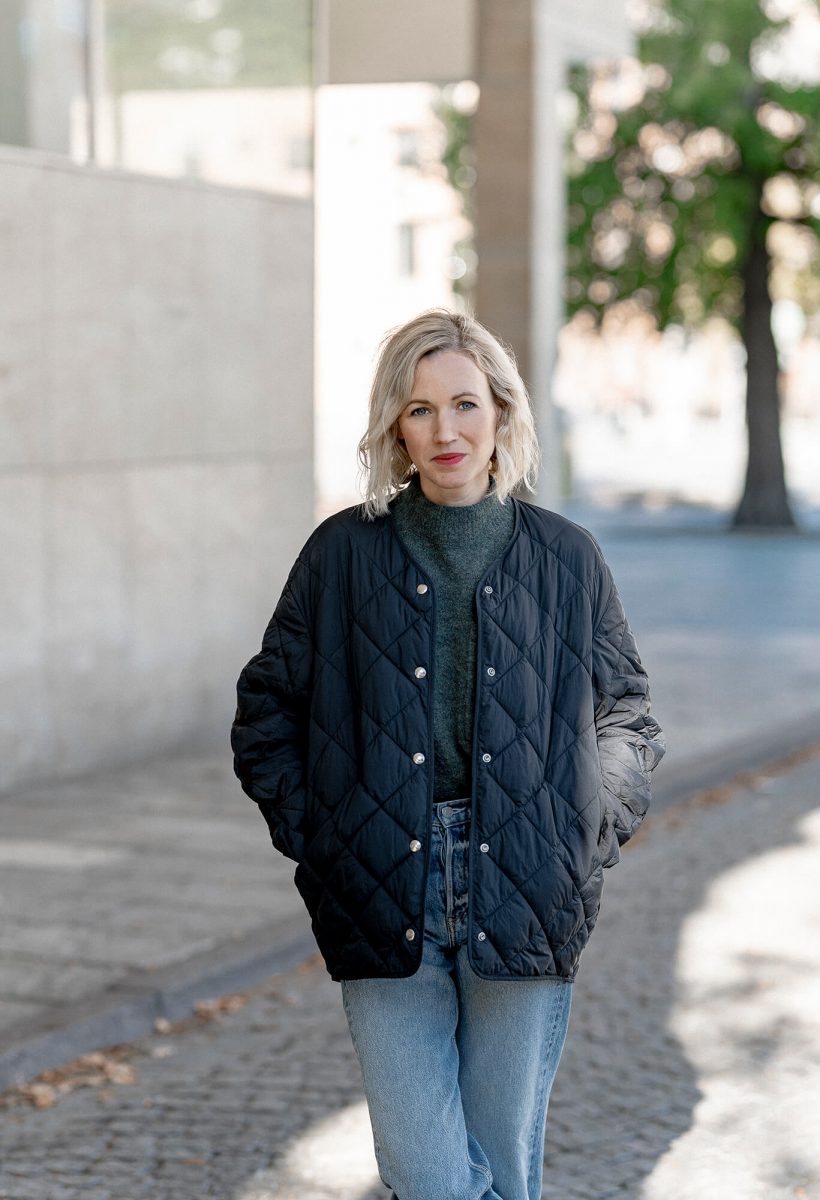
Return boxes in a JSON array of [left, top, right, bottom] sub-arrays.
[[150, 1044, 176, 1059], [193, 993, 248, 1020], [103, 1062, 136, 1085], [28, 1085, 58, 1109]]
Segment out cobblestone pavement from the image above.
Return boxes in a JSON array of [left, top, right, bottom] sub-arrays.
[[3, 748, 820, 1200]]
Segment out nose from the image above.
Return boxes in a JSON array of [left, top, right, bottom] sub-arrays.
[[433, 410, 457, 443]]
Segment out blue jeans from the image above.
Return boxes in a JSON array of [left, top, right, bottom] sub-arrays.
[[340, 798, 573, 1200]]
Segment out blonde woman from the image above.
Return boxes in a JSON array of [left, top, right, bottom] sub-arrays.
[[231, 307, 665, 1200]]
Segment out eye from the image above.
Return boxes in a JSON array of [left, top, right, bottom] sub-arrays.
[[458, 400, 477, 411], [408, 405, 429, 417]]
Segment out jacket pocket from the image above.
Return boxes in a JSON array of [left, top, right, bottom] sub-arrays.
[[596, 796, 621, 868]]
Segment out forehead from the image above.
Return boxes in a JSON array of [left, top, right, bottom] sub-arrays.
[[411, 350, 490, 395]]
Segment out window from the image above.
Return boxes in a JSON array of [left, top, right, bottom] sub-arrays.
[[0, 0, 314, 197], [396, 128, 419, 167], [398, 222, 416, 276]]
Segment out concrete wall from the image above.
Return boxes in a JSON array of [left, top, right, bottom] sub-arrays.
[[323, 0, 475, 84], [0, 147, 314, 793]]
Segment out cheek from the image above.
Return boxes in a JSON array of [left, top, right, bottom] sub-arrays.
[[399, 420, 422, 448], [397, 421, 418, 455]]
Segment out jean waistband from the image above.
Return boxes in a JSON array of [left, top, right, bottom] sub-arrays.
[[432, 797, 470, 828]]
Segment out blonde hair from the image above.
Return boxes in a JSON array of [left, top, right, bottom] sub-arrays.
[[357, 307, 541, 518]]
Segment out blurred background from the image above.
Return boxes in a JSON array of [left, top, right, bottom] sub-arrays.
[[1, 3, 820, 1195], [1, 0, 818, 792]]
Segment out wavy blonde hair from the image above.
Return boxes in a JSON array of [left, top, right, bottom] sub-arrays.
[[357, 307, 541, 518]]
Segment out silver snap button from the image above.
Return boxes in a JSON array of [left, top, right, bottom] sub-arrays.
[[486, 666, 496, 677], [409, 839, 422, 852], [416, 583, 428, 594], [405, 928, 415, 941], [477, 930, 487, 941], [412, 752, 425, 765], [414, 666, 427, 679], [441, 807, 451, 818], [483, 585, 493, 595], [479, 842, 489, 853], [481, 752, 492, 764]]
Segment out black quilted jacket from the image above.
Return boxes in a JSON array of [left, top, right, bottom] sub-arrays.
[[231, 495, 666, 982]]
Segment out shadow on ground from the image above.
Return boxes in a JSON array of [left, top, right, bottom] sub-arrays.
[[543, 750, 820, 1200], [2, 753, 819, 1200]]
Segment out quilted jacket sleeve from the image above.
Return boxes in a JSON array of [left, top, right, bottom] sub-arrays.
[[591, 559, 666, 867], [230, 548, 315, 863]]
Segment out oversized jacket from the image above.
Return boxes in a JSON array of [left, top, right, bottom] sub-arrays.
[[231, 493, 666, 983]]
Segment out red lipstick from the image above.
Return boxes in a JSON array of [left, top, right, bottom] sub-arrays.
[[432, 453, 466, 464]]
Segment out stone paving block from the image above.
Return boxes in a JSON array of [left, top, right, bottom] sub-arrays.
[[0, 923, 219, 970], [0, 958, 122, 1005], [0, 997, 53, 1036], [3, 753, 820, 1198]]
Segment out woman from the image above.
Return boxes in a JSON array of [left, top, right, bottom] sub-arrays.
[[231, 307, 666, 1200]]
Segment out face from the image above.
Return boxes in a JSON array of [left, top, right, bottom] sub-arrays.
[[397, 350, 499, 507]]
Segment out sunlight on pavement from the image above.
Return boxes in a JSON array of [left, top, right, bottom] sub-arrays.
[[642, 804, 820, 1200], [233, 1099, 383, 1200]]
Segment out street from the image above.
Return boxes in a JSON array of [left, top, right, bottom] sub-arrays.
[[3, 747, 820, 1200]]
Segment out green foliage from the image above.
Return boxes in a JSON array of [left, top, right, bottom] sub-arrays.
[[565, 0, 820, 332], [434, 91, 478, 299], [436, 98, 476, 222], [104, 0, 312, 93]]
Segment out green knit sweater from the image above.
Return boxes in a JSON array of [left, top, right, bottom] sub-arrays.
[[390, 472, 515, 801]]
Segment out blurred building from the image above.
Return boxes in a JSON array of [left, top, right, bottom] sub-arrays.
[[0, 0, 633, 790]]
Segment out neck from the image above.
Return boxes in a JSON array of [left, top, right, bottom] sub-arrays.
[[416, 473, 493, 507]]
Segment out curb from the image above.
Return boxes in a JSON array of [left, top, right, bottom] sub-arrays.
[[2, 710, 819, 1092], [649, 710, 820, 812], [0, 915, 316, 1093]]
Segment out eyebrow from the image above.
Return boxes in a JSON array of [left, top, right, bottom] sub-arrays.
[[406, 391, 480, 405]]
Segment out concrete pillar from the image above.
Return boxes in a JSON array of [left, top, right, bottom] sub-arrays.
[[474, 0, 534, 388], [474, 0, 562, 509], [475, 0, 633, 510]]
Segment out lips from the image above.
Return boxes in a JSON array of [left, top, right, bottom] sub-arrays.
[[432, 453, 466, 464]]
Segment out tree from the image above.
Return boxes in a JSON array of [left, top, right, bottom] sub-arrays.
[[103, 0, 311, 93], [564, 0, 820, 528]]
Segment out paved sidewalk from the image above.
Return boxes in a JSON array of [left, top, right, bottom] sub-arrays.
[[0, 753, 314, 1087], [1, 516, 819, 1087], [2, 744, 819, 1199]]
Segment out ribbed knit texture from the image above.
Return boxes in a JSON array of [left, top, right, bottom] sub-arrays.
[[390, 472, 515, 801]]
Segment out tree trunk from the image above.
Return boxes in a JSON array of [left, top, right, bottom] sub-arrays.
[[732, 208, 795, 529]]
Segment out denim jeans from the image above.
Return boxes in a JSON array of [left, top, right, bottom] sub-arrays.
[[340, 798, 573, 1200]]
